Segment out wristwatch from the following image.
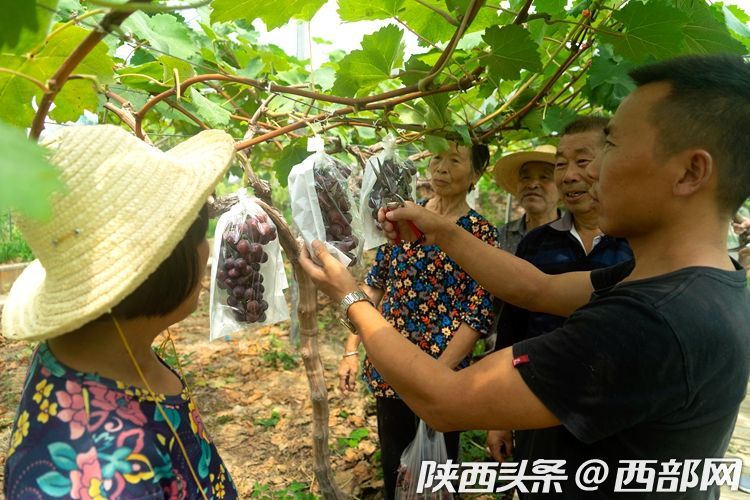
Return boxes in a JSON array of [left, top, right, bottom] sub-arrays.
[[339, 289, 374, 334]]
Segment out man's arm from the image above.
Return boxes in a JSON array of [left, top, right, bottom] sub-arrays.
[[438, 323, 480, 369], [299, 241, 559, 432], [347, 299, 559, 432], [384, 204, 593, 317]]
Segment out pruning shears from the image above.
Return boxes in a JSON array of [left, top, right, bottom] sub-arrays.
[[371, 158, 425, 244]]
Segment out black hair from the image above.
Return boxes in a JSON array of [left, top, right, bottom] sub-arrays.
[[629, 54, 750, 214], [562, 115, 610, 136], [112, 204, 209, 318], [470, 144, 490, 176]]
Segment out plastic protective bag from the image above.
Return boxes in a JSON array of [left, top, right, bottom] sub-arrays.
[[209, 191, 290, 340], [395, 420, 456, 500], [289, 147, 363, 266], [360, 134, 418, 250]]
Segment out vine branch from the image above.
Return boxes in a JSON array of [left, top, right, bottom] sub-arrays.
[[30, 1, 147, 139]]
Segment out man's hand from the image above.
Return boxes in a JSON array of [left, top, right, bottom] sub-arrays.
[[732, 217, 750, 235], [739, 245, 750, 270], [298, 240, 359, 302], [338, 355, 359, 392], [487, 429, 514, 462], [377, 202, 453, 246]]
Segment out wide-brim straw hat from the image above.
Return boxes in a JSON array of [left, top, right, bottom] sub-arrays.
[[2, 125, 235, 341], [494, 145, 557, 196]]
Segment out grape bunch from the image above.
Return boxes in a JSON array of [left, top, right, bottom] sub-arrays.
[[367, 157, 417, 226], [216, 212, 277, 324], [313, 157, 359, 264]]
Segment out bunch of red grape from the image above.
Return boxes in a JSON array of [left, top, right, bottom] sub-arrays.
[[367, 157, 417, 226], [314, 157, 359, 264], [216, 212, 277, 323]]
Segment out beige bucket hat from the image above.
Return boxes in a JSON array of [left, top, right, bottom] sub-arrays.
[[2, 125, 235, 341], [493, 145, 557, 196]]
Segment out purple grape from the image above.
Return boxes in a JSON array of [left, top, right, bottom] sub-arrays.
[[226, 296, 238, 307], [260, 251, 268, 263], [228, 268, 240, 278], [258, 312, 267, 323], [248, 243, 263, 262], [244, 288, 257, 301], [232, 286, 245, 298], [236, 239, 251, 255], [223, 258, 235, 270], [246, 300, 260, 314]]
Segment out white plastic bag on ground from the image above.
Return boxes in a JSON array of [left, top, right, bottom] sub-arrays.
[[395, 420, 456, 500], [360, 134, 418, 250], [209, 190, 290, 340], [289, 149, 363, 266]]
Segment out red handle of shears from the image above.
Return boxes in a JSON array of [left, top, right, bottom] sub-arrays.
[[385, 203, 424, 244]]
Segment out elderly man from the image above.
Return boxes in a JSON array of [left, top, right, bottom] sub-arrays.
[[488, 116, 633, 482], [495, 145, 560, 253], [301, 54, 750, 499]]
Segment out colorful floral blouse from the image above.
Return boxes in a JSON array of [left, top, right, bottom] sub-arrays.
[[363, 208, 498, 398], [4, 342, 237, 499]]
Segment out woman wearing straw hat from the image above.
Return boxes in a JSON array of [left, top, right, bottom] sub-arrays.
[[337, 142, 498, 499], [2, 125, 238, 499]]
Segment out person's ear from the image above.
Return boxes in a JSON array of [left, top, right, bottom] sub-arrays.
[[673, 149, 713, 197]]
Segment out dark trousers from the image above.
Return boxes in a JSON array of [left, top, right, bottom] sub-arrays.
[[376, 397, 461, 500]]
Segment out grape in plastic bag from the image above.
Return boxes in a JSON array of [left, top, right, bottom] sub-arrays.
[[360, 134, 418, 250], [395, 420, 456, 500], [209, 191, 290, 340], [289, 150, 363, 266]]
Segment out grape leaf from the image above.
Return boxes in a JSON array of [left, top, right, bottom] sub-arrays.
[[399, 56, 432, 86], [534, 0, 568, 18], [332, 25, 404, 97], [424, 135, 449, 154], [599, 1, 687, 63], [483, 25, 543, 82], [210, 0, 327, 30], [117, 55, 195, 93], [0, 25, 114, 127], [723, 5, 750, 37], [274, 138, 308, 187], [338, 0, 404, 22], [122, 12, 199, 61], [583, 44, 635, 111], [187, 88, 231, 128], [0, 121, 63, 221], [524, 106, 579, 135], [679, 1, 746, 55], [0, 0, 58, 54]]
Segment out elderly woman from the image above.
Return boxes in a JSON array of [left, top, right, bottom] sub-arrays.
[[337, 142, 497, 498], [3, 125, 237, 499]]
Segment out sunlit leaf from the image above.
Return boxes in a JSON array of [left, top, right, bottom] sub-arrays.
[[332, 25, 404, 97], [122, 12, 199, 61], [337, 0, 404, 22], [0, 0, 58, 54], [483, 25, 543, 82], [0, 25, 114, 127], [187, 88, 231, 128], [0, 121, 63, 221], [210, 0, 327, 30], [599, 1, 687, 63], [678, 1, 746, 55]]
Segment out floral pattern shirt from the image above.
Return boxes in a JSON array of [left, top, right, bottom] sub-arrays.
[[363, 209, 498, 398], [4, 342, 237, 499]]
